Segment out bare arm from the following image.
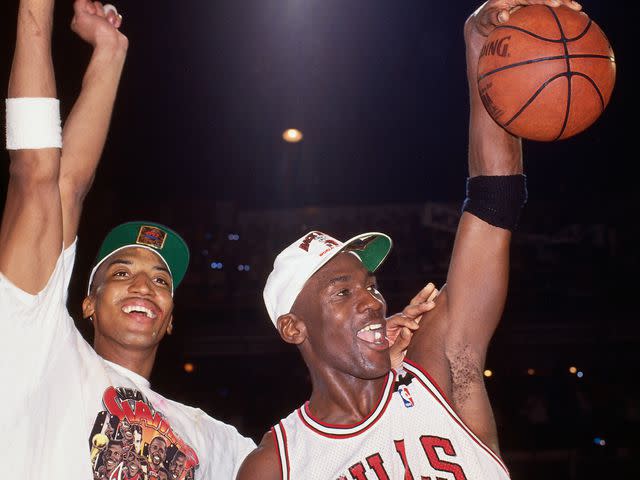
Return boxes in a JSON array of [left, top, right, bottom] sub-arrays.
[[405, 0, 582, 455], [0, 0, 127, 294], [0, 0, 62, 293], [60, 0, 128, 247], [236, 432, 281, 480]]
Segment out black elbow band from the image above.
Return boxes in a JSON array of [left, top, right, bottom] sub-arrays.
[[462, 174, 528, 230]]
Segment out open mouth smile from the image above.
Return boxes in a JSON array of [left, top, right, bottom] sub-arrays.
[[356, 323, 388, 348], [122, 305, 157, 318]]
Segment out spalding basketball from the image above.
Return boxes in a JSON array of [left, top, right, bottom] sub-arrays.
[[477, 5, 616, 141]]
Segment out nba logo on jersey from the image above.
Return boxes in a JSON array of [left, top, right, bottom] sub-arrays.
[[399, 385, 414, 408]]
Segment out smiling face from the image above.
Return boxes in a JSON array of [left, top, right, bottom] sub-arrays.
[[104, 442, 124, 472], [291, 252, 390, 381], [169, 452, 186, 479], [148, 436, 168, 467], [126, 451, 141, 476], [120, 419, 134, 441], [82, 247, 174, 357]]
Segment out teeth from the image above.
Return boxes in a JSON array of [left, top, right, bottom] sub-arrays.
[[122, 305, 156, 318], [358, 323, 382, 333]]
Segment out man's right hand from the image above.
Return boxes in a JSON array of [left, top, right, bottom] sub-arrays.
[[71, 0, 128, 49], [464, 0, 582, 54], [59, 0, 129, 248], [387, 283, 439, 369]]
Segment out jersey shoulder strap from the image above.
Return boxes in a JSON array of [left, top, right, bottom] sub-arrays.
[[271, 421, 290, 480]]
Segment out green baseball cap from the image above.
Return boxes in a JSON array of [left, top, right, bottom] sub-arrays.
[[87, 221, 190, 295]]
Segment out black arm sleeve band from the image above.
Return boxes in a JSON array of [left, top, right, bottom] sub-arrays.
[[461, 174, 528, 230]]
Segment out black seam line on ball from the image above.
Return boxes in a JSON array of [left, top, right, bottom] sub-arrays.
[[477, 54, 611, 81], [493, 16, 592, 43], [548, 5, 571, 140], [504, 71, 568, 127]]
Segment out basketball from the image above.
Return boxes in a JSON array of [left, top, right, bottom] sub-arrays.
[[477, 5, 616, 141]]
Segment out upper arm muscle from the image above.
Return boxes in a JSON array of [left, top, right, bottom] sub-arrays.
[[0, 149, 63, 293], [236, 431, 281, 480]]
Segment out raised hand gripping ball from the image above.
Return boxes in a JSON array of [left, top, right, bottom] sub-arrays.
[[477, 5, 616, 141]]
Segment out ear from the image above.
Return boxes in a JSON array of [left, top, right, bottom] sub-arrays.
[[82, 295, 95, 320], [277, 313, 307, 345]]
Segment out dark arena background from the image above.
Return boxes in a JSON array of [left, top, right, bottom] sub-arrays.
[[0, 1, 636, 478]]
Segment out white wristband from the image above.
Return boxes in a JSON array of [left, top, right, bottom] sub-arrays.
[[5, 97, 62, 150]]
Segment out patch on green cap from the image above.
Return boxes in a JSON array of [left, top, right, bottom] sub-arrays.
[[88, 221, 190, 294]]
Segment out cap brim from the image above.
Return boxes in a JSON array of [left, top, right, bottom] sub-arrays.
[[341, 232, 393, 273], [307, 232, 393, 285]]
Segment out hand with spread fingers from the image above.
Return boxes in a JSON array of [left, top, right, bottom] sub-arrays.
[[465, 0, 581, 45], [387, 282, 439, 369], [71, 0, 127, 49]]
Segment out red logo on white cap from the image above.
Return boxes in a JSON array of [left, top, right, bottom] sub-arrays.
[[298, 231, 339, 253]]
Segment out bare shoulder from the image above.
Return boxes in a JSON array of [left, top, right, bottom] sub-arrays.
[[236, 430, 281, 480]]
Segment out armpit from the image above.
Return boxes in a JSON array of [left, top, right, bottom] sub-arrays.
[[448, 344, 484, 406]]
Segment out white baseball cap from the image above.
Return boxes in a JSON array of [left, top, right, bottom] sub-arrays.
[[263, 231, 392, 326]]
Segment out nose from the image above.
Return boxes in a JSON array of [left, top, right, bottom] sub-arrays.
[[128, 272, 155, 295], [357, 287, 384, 314]]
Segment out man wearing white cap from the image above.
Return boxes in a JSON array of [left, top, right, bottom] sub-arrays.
[[0, 0, 255, 478], [237, 0, 582, 478]]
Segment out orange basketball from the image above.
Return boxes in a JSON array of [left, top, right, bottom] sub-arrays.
[[477, 5, 616, 141]]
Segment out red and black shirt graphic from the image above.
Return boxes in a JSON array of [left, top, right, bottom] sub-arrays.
[[89, 386, 199, 480]]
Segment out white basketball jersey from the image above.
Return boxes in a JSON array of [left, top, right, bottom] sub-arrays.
[[272, 360, 510, 480]]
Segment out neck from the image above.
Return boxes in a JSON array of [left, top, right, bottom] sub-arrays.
[[307, 368, 390, 425], [94, 341, 158, 380]]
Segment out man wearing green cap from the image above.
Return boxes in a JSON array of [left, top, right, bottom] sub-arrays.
[[82, 220, 190, 377], [0, 0, 256, 478]]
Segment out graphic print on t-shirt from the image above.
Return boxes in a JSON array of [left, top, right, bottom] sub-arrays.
[[89, 386, 199, 480]]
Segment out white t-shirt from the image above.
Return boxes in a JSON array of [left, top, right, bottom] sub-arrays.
[[0, 242, 256, 479]]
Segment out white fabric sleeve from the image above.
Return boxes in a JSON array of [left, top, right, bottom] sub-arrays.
[[0, 239, 77, 311], [200, 414, 257, 478], [0, 241, 78, 392]]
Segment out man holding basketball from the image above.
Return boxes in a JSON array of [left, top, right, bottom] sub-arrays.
[[237, 0, 582, 478]]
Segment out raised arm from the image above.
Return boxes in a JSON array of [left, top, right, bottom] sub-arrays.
[[60, 0, 127, 247], [405, 0, 581, 455], [0, 0, 127, 293], [0, 0, 62, 293]]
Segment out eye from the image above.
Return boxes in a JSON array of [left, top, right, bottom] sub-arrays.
[[336, 288, 350, 297], [113, 270, 129, 278], [154, 276, 170, 287]]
